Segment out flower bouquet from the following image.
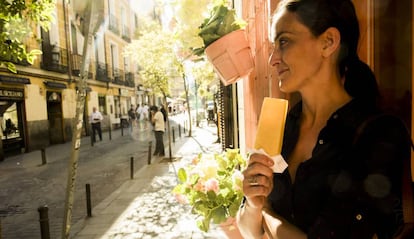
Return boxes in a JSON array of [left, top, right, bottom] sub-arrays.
[[172, 149, 247, 232]]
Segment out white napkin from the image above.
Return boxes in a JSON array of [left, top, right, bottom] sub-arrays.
[[248, 148, 288, 173]]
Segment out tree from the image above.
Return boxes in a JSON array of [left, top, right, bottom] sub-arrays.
[[0, 0, 56, 73], [167, 0, 222, 136], [126, 0, 223, 137], [125, 29, 176, 96], [191, 60, 217, 101], [170, 0, 223, 56], [125, 27, 180, 159], [188, 60, 217, 126]]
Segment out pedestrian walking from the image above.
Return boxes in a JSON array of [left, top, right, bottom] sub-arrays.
[[128, 105, 137, 128], [160, 105, 167, 122], [90, 106, 103, 142], [143, 103, 149, 120], [150, 105, 165, 157], [136, 104, 143, 120]]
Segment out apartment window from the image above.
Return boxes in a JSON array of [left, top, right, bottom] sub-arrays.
[[98, 96, 106, 114]]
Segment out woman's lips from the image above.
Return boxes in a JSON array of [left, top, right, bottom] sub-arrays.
[[278, 69, 288, 76]]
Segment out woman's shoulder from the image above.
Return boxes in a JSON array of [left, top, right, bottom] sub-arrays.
[[355, 112, 411, 158]]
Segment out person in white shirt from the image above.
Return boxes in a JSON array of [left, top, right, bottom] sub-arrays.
[[142, 104, 149, 120], [136, 104, 143, 120], [90, 106, 103, 142], [150, 105, 165, 156], [136, 104, 146, 130]]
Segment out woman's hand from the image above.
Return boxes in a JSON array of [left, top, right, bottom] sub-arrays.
[[242, 153, 275, 210]]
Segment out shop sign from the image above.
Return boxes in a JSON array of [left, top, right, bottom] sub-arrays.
[[0, 88, 24, 100], [120, 89, 129, 96]]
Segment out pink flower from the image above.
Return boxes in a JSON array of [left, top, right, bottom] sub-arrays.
[[194, 180, 205, 192], [191, 156, 201, 165], [204, 178, 219, 194], [174, 193, 189, 204]]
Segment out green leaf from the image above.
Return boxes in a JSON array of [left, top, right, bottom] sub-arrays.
[[211, 206, 227, 224], [177, 168, 187, 183], [217, 9, 236, 36], [197, 218, 210, 232], [200, 33, 221, 46], [172, 184, 183, 194], [3, 61, 17, 73], [228, 199, 242, 217]]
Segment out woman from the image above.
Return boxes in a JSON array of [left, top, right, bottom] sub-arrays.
[[150, 105, 165, 157], [237, 0, 411, 238]]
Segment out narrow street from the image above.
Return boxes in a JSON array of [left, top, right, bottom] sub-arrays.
[[0, 118, 183, 239]]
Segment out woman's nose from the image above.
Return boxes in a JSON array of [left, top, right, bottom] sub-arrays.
[[268, 47, 281, 67]]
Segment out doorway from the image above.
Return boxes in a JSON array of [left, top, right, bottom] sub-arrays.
[[47, 91, 64, 144], [374, 0, 412, 127]]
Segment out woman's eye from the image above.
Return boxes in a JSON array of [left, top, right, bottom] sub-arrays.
[[279, 38, 288, 47]]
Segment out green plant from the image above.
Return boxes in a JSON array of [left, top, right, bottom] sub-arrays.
[[172, 148, 247, 232], [0, 0, 55, 73], [192, 2, 246, 56]]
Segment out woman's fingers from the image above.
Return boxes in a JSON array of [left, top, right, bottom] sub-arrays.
[[242, 154, 275, 201], [243, 174, 273, 194], [245, 153, 274, 179]]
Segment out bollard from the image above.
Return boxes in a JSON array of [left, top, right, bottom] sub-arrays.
[[183, 123, 186, 134], [147, 141, 152, 165], [86, 184, 92, 217], [41, 148, 47, 165], [90, 134, 94, 147], [178, 124, 181, 138], [109, 125, 112, 140], [172, 127, 175, 143], [38, 205, 50, 239], [130, 157, 134, 179], [121, 122, 124, 136]]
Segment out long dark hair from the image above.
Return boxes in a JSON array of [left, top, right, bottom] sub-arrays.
[[274, 0, 380, 106]]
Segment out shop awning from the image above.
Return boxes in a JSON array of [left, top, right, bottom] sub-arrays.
[[0, 75, 30, 84], [44, 81, 67, 89]]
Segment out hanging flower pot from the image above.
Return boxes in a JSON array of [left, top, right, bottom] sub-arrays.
[[193, 3, 254, 86], [205, 29, 254, 86]]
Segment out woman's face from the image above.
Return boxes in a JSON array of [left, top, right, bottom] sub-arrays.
[[269, 11, 325, 93]]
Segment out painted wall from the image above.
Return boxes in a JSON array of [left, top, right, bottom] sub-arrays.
[[25, 84, 47, 121], [62, 89, 77, 118]]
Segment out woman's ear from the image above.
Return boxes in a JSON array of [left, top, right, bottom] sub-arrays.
[[320, 27, 341, 58]]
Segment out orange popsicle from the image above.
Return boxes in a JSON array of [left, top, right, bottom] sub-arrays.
[[254, 97, 288, 156]]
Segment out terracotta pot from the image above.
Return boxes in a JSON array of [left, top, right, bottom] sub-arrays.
[[205, 29, 254, 86]]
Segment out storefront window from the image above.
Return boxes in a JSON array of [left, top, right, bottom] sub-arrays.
[[1, 102, 20, 140]]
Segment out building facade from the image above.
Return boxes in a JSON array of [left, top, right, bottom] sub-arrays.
[[0, 0, 144, 160]]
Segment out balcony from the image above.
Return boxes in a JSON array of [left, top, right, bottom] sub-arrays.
[[112, 68, 124, 85], [41, 44, 69, 74], [125, 72, 135, 87], [109, 14, 119, 35], [96, 62, 110, 82], [71, 53, 82, 76], [70, 53, 93, 79], [122, 26, 131, 42]]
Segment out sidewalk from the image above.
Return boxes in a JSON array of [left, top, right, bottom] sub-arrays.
[[1, 121, 158, 238], [71, 119, 240, 238]]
